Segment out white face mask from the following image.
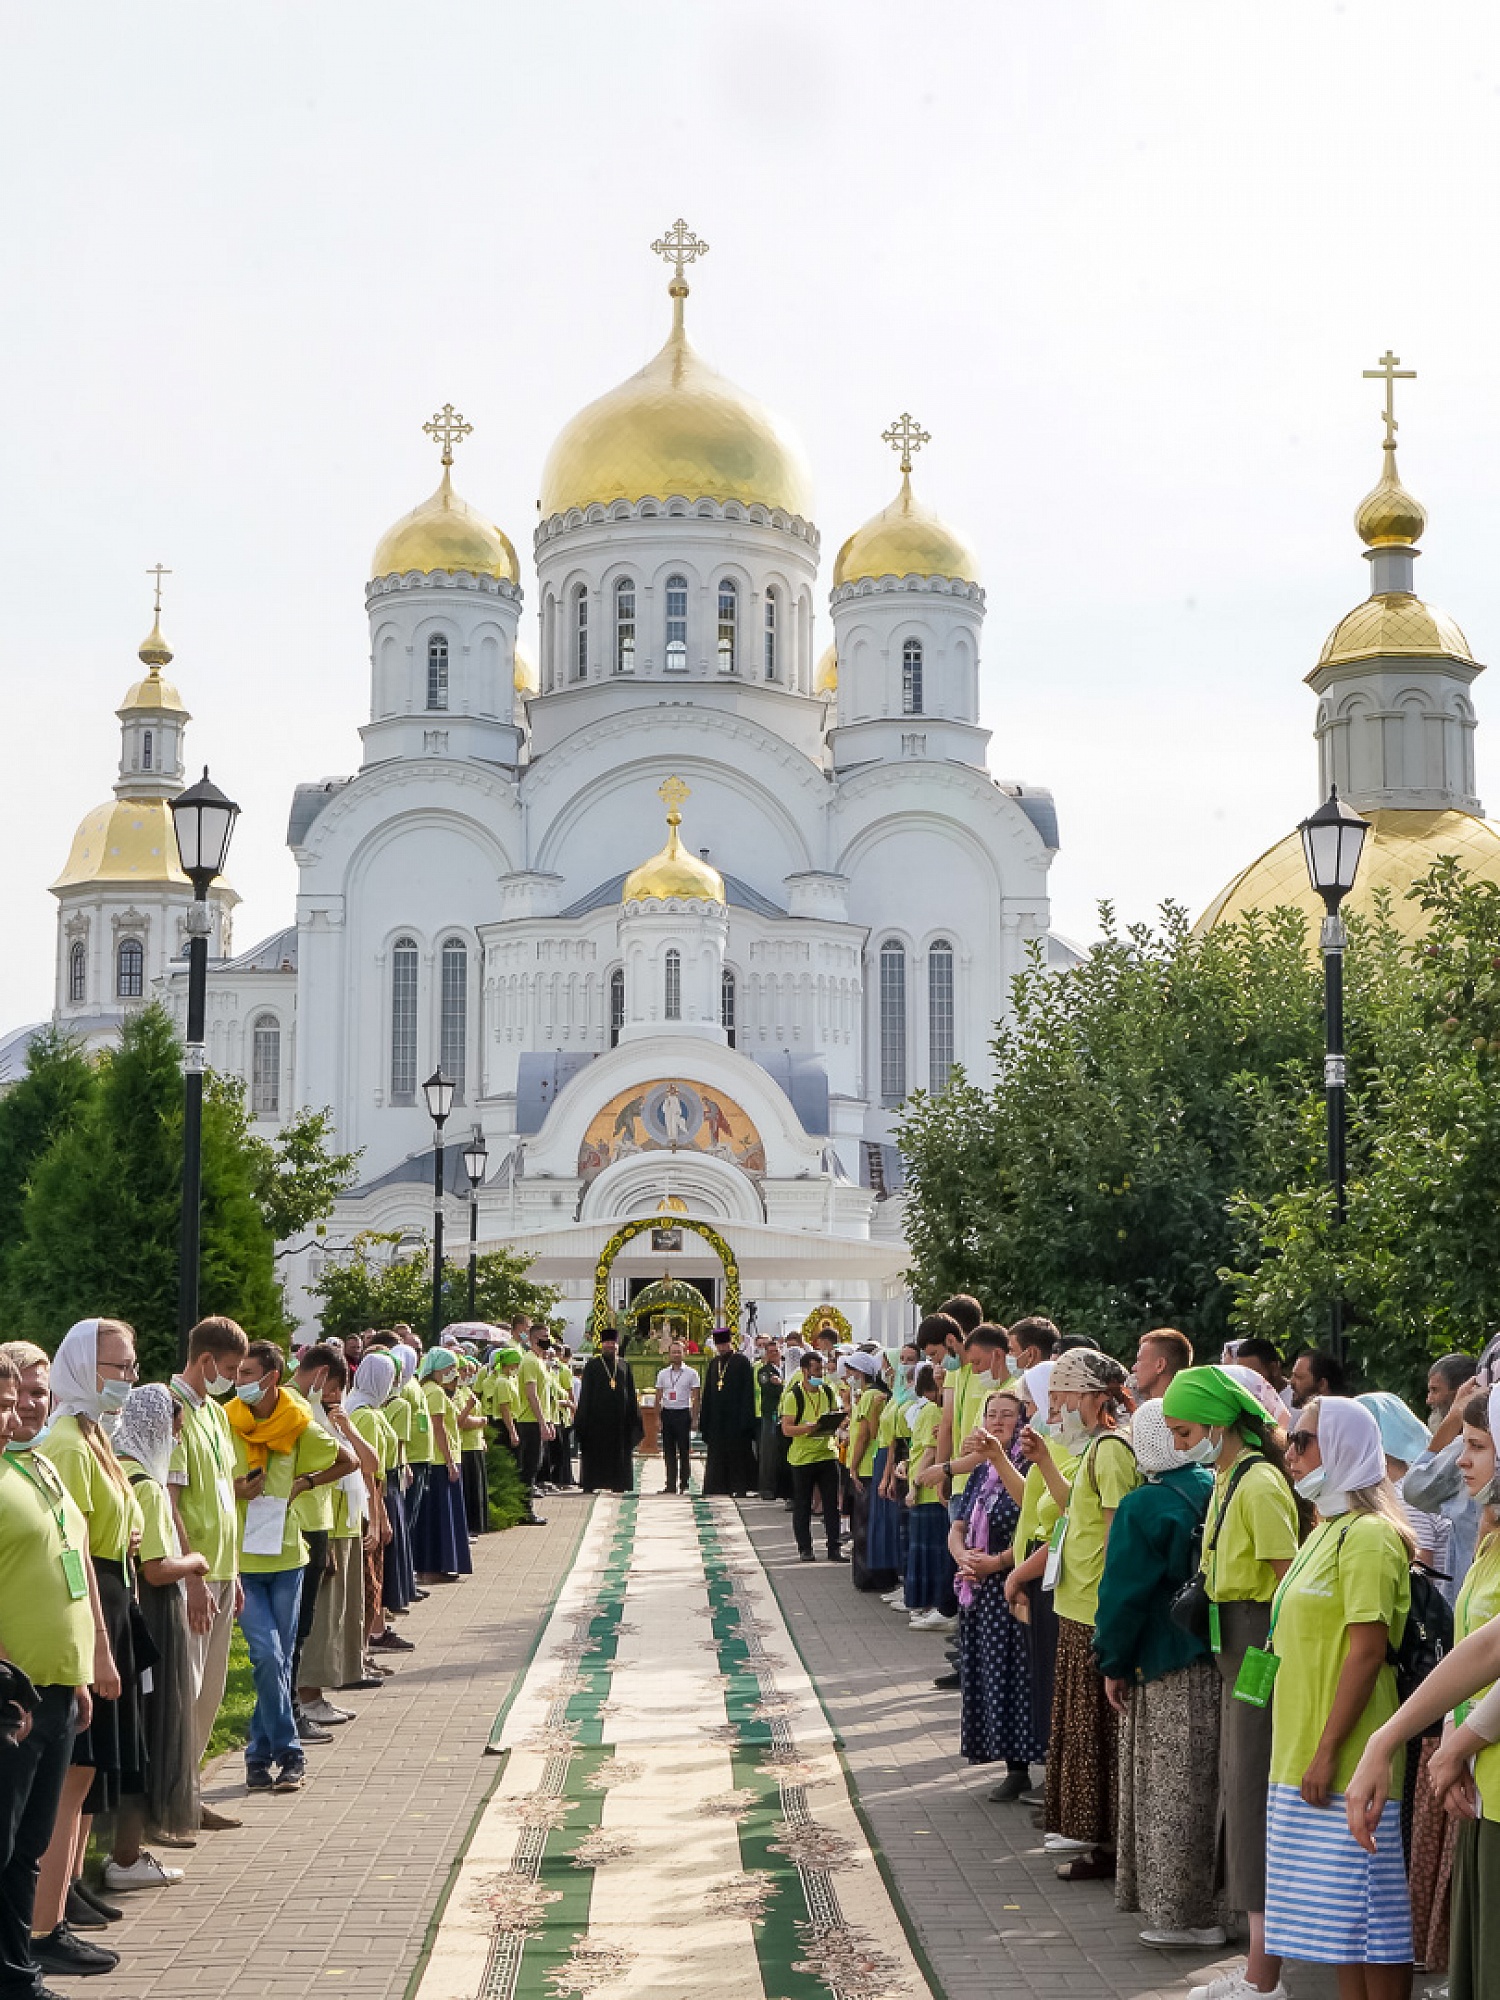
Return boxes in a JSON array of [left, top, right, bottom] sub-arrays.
[[1295, 1466, 1327, 1502], [98, 1378, 132, 1415], [1178, 1432, 1223, 1467], [205, 1370, 236, 1398], [1058, 1407, 1089, 1449]]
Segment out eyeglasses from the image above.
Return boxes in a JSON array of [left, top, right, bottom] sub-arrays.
[[97, 1359, 139, 1381], [1286, 1429, 1316, 1454]]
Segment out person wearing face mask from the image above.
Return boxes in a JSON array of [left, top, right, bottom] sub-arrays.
[[1260, 1398, 1413, 1993], [29, 1319, 146, 1978], [411, 1349, 472, 1584], [0, 1346, 122, 1997], [299, 1354, 382, 1715], [1002, 1360, 1074, 1775], [1162, 1364, 1302, 2000], [286, 1344, 351, 1742], [166, 1314, 248, 1830]]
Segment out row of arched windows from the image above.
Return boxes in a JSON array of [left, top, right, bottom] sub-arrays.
[[878, 938, 954, 1105], [605, 966, 738, 1047], [76, 937, 148, 1003], [572, 578, 781, 680], [391, 936, 470, 1102]]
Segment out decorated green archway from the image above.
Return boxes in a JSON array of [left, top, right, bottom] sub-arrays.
[[591, 1215, 741, 1340]]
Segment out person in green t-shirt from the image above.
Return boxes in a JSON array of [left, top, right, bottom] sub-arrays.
[[511, 1326, 554, 1526], [780, 1350, 843, 1563]]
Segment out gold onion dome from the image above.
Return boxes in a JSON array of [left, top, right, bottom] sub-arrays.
[[1317, 594, 1476, 672], [371, 465, 518, 582], [52, 797, 190, 891], [1355, 445, 1427, 548], [514, 642, 539, 697], [622, 779, 725, 905], [833, 471, 981, 588], [814, 641, 838, 696], [121, 616, 188, 715], [1199, 810, 1500, 942]]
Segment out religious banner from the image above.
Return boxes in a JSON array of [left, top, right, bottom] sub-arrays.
[[578, 1081, 765, 1185]]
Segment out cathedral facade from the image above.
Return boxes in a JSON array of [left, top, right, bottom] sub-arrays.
[[25, 228, 1064, 1343]]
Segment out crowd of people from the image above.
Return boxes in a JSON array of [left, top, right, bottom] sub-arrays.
[[788, 1298, 1500, 2000]]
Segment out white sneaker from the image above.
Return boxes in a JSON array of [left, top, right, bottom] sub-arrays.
[[880, 1588, 904, 1606], [104, 1851, 184, 1890], [303, 1699, 353, 1726], [1043, 1833, 1090, 1853], [1186, 1971, 1286, 2000], [908, 1609, 958, 1631], [1141, 1926, 1229, 1949]]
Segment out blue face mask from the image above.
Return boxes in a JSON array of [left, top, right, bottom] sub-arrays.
[[235, 1379, 266, 1407], [942, 1354, 961, 1373], [98, 1378, 132, 1415]]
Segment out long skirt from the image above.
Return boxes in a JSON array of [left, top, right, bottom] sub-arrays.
[[1408, 1734, 1457, 1971], [382, 1473, 416, 1611], [959, 1577, 1044, 1766], [461, 1447, 489, 1535], [903, 1504, 958, 1614], [1265, 1784, 1413, 1963], [1115, 1659, 1221, 1930], [133, 1573, 197, 1838], [1044, 1614, 1117, 1848], [1212, 1598, 1275, 1912], [848, 1471, 897, 1594], [75, 1559, 148, 1814], [866, 1450, 905, 1574], [301, 1536, 367, 1689], [1024, 1572, 1061, 1750], [1450, 1816, 1500, 2000], [412, 1464, 473, 1576]]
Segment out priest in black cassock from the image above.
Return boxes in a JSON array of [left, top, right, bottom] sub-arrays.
[[698, 1327, 758, 1497], [574, 1329, 644, 1493]]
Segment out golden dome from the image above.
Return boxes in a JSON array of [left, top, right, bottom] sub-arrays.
[[514, 643, 539, 697], [832, 472, 981, 588], [371, 467, 518, 583], [51, 797, 191, 891], [120, 617, 189, 715], [622, 782, 725, 906], [539, 300, 813, 521], [814, 641, 838, 697], [1316, 593, 1476, 672], [1198, 809, 1500, 940], [1355, 445, 1427, 548]]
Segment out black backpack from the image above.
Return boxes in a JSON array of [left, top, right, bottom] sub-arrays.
[[1390, 1560, 1453, 1719]]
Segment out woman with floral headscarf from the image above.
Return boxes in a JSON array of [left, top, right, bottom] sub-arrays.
[[1022, 1345, 1139, 1882], [1260, 1397, 1414, 1991]]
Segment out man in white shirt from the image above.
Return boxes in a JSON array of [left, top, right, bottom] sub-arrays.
[[654, 1341, 700, 1496]]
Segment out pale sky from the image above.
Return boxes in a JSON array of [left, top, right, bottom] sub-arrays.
[[4, 1, 1500, 1029]]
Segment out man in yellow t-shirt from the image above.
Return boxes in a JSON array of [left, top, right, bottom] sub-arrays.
[[780, 1350, 843, 1563], [511, 1325, 553, 1526]]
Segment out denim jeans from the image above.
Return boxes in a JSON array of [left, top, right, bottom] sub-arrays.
[[239, 1565, 305, 1772]]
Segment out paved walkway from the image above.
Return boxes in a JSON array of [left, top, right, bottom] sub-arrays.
[[97, 1503, 590, 2000]]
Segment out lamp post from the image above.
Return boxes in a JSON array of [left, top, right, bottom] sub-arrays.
[[462, 1133, 488, 1320], [1298, 785, 1370, 1363], [422, 1068, 456, 1342], [168, 767, 241, 1364]]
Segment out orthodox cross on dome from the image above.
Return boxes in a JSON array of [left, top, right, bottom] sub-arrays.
[[423, 403, 473, 467], [882, 411, 931, 475], [659, 773, 691, 825], [651, 218, 709, 293], [1362, 350, 1415, 450], [146, 563, 171, 616]]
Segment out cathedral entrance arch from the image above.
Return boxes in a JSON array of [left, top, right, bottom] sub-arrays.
[[592, 1214, 740, 1340]]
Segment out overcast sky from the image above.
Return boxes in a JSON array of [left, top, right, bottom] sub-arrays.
[[4, 1, 1500, 1029]]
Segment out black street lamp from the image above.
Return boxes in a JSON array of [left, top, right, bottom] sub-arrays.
[[168, 767, 241, 1364], [1298, 785, 1370, 1362], [463, 1133, 488, 1320], [423, 1068, 456, 1342]]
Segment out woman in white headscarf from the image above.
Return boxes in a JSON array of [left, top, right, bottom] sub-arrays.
[[1259, 1396, 1415, 1990], [343, 1352, 402, 1661]]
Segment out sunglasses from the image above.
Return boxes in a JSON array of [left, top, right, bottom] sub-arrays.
[[1286, 1429, 1316, 1454]]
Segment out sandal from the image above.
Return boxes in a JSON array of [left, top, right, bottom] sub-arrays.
[[1055, 1850, 1116, 1882]]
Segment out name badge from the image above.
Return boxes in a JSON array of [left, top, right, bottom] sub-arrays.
[[1209, 1601, 1222, 1654], [1042, 1515, 1067, 1592], [61, 1546, 88, 1600], [216, 1476, 235, 1519], [1232, 1644, 1280, 1708]]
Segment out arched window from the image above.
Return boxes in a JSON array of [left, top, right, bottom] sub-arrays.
[[928, 939, 954, 1093], [574, 585, 589, 678], [717, 578, 738, 672], [609, 967, 625, 1048], [390, 935, 418, 1101], [879, 940, 906, 1105], [116, 937, 145, 999], [440, 937, 467, 1100], [251, 1013, 281, 1115], [763, 590, 777, 680], [426, 635, 449, 711], [902, 640, 924, 715], [664, 949, 682, 1021], [142, 729, 153, 771], [68, 940, 86, 1003], [721, 968, 737, 1049], [614, 577, 636, 674], [665, 574, 688, 671]]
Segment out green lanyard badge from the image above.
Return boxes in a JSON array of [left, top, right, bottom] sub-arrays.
[[4, 1450, 89, 1600], [1233, 1526, 1331, 1708]]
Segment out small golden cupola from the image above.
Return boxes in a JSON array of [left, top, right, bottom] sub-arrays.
[[371, 404, 518, 582], [833, 413, 980, 588], [622, 777, 725, 905]]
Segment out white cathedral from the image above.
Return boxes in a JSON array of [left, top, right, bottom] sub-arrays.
[[16, 227, 1068, 1343]]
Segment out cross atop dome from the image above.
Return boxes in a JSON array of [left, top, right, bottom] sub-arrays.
[[882, 411, 931, 475], [1363, 349, 1415, 452], [659, 774, 691, 823], [139, 561, 174, 669], [423, 403, 473, 467], [651, 217, 709, 297]]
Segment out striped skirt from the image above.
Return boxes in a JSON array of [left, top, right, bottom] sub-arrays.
[[1265, 1784, 1413, 1964]]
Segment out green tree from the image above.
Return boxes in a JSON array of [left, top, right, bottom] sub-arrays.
[[0, 1027, 97, 1283], [208, 1081, 361, 1248], [309, 1231, 559, 1344], [4, 1006, 289, 1378]]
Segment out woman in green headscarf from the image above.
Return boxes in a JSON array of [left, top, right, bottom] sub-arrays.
[[1161, 1366, 1303, 1997]]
